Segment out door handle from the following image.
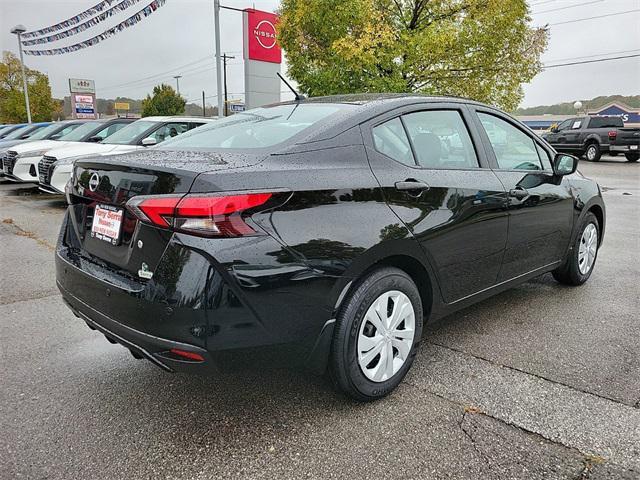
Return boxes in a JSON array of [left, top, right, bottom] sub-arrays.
[[395, 179, 430, 195], [508, 187, 529, 200]]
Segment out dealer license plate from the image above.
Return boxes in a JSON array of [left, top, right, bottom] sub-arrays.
[[91, 205, 124, 245], [630, 145, 638, 150]]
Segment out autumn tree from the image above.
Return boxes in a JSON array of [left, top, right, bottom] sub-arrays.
[[141, 84, 185, 117], [277, 0, 548, 110], [0, 51, 56, 122]]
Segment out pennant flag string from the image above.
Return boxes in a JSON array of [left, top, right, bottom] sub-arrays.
[[22, 0, 144, 46], [22, 0, 119, 39], [24, 0, 167, 56]]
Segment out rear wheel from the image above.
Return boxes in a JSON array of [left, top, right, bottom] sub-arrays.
[[585, 143, 601, 162], [625, 152, 639, 162], [552, 212, 599, 286], [329, 267, 423, 401]]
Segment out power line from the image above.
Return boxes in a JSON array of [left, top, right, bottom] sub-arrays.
[[544, 48, 640, 64], [533, 0, 603, 15], [529, 0, 555, 6], [544, 53, 640, 69], [545, 9, 640, 26]]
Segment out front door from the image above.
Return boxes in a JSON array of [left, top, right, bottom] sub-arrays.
[[471, 109, 574, 281], [364, 103, 508, 304]]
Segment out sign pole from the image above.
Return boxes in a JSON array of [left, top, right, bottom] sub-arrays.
[[213, 0, 224, 118]]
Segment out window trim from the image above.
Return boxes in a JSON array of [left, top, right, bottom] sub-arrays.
[[371, 116, 418, 167], [472, 107, 554, 173]]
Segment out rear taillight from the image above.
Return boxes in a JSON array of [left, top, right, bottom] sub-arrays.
[[126, 192, 272, 237], [608, 130, 617, 141]]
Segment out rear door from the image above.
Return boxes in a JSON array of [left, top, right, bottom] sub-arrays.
[[364, 102, 508, 303], [470, 107, 574, 281]]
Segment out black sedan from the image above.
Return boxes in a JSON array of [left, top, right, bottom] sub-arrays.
[[55, 95, 605, 401]]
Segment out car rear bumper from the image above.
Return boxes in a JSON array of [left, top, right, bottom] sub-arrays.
[[58, 279, 212, 372], [610, 145, 639, 152]]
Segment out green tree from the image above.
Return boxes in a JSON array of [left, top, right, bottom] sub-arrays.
[[0, 51, 56, 122], [278, 0, 548, 110], [141, 84, 185, 117]]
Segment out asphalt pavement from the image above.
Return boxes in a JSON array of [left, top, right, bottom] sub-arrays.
[[1, 156, 638, 479]]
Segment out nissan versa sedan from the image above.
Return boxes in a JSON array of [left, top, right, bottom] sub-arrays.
[[56, 95, 605, 401]]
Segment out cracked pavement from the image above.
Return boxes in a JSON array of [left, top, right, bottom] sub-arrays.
[[1, 156, 639, 479]]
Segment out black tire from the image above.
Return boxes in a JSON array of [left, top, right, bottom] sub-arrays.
[[552, 212, 600, 286], [329, 267, 423, 402], [584, 142, 601, 162], [625, 152, 639, 162]]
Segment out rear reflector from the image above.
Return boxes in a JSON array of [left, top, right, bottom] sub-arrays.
[[169, 348, 205, 362], [127, 192, 272, 237]]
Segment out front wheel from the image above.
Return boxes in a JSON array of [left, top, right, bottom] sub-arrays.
[[329, 267, 423, 401], [585, 143, 601, 162], [552, 212, 600, 286], [625, 152, 639, 162]]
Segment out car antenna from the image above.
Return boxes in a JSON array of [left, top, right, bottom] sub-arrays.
[[277, 72, 305, 102]]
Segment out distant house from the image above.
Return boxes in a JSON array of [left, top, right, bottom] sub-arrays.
[[517, 102, 640, 132]]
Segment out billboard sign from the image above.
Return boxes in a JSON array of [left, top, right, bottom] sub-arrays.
[[245, 9, 281, 64], [69, 78, 95, 94], [114, 102, 130, 111]]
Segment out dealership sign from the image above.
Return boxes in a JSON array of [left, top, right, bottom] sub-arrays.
[[245, 9, 281, 64], [69, 78, 95, 94], [69, 79, 96, 119], [589, 103, 640, 124]]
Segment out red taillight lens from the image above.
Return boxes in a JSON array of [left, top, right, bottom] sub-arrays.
[[608, 130, 617, 141], [169, 348, 204, 362], [126, 192, 272, 237]]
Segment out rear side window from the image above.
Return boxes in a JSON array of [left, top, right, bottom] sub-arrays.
[[402, 110, 479, 169], [478, 113, 543, 171], [372, 117, 414, 166], [588, 116, 623, 128]]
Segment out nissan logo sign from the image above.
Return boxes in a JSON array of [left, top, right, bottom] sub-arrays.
[[88, 172, 100, 192], [254, 20, 277, 49]]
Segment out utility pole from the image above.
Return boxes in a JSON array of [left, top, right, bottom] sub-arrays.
[[10, 25, 32, 123], [213, 0, 223, 118], [222, 53, 235, 116], [173, 75, 182, 95], [202, 91, 206, 117]]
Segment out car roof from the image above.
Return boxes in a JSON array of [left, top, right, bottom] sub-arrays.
[[139, 116, 218, 122]]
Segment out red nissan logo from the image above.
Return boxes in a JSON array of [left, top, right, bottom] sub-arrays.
[[253, 20, 277, 49]]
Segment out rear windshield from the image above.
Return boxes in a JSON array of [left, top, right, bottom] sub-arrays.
[[158, 104, 352, 150], [59, 121, 106, 141]]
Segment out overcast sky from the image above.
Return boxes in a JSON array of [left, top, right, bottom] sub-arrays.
[[0, 0, 638, 108]]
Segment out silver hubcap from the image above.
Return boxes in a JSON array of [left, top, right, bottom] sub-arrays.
[[357, 290, 416, 383], [578, 223, 598, 274], [587, 146, 596, 160]]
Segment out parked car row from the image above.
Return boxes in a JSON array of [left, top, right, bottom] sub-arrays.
[[1, 116, 216, 193], [47, 95, 606, 401]]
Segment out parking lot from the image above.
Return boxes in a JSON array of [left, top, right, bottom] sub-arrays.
[[1, 156, 638, 479]]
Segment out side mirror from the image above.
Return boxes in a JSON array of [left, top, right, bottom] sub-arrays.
[[20, 134, 31, 139], [553, 153, 578, 176], [141, 137, 157, 146], [50, 134, 62, 140], [87, 136, 103, 143]]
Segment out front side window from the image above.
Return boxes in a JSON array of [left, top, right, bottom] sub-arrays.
[[147, 122, 190, 143], [93, 122, 128, 141], [59, 122, 106, 141], [478, 113, 543, 171], [402, 110, 478, 169], [103, 120, 157, 145], [372, 117, 414, 166], [159, 104, 352, 150]]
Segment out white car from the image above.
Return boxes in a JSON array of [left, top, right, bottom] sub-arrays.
[[38, 116, 216, 194], [2, 118, 133, 183]]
